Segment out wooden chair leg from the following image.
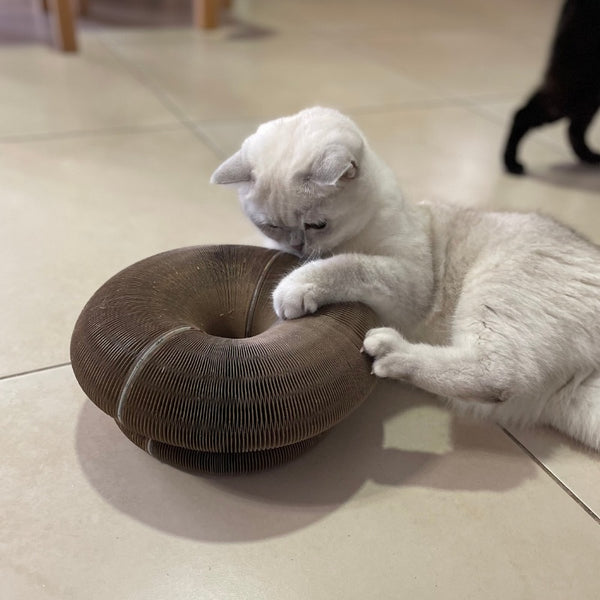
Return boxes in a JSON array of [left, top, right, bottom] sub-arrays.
[[48, 0, 78, 52], [44, 0, 88, 16], [193, 0, 220, 29]]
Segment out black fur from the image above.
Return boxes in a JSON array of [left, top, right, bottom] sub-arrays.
[[503, 0, 600, 175]]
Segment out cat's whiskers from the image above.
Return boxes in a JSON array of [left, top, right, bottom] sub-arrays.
[[301, 247, 322, 265]]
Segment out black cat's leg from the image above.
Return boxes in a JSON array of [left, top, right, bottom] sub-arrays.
[[568, 109, 600, 164], [362, 328, 509, 403], [503, 92, 559, 175]]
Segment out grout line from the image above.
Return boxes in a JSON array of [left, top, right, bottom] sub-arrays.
[[97, 34, 520, 159], [345, 96, 510, 117], [168, 95, 523, 160], [179, 119, 230, 158], [0, 362, 72, 382], [502, 428, 600, 525], [184, 94, 515, 126], [0, 95, 525, 150], [0, 122, 185, 144], [97, 37, 226, 158]]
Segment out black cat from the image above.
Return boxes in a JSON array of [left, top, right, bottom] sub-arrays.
[[503, 0, 600, 175]]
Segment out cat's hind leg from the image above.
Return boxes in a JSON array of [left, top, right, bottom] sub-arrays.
[[503, 91, 562, 175], [541, 369, 600, 451], [363, 327, 509, 403], [568, 109, 600, 164]]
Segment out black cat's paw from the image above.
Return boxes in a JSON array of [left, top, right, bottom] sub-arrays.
[[504, 159, 525, 175], [579, 151, 600, 165]]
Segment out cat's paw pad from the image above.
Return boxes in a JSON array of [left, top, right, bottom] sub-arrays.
[[273, 279, 319, 320], [362, 327, 408, 358]]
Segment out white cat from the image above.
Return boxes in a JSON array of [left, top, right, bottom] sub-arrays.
[[211, 106, 600, 451]]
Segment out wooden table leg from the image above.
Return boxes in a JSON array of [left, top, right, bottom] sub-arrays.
[[193, 0, 220, 29], [49, 0, 78, 52]]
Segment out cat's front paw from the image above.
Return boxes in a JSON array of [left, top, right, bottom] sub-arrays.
[[504, 156, 525, 176], [362, 327, 412, 379], [273, 272, 320, 320], [362, 327, 408, 356]]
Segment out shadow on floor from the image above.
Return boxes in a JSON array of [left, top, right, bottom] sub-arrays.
[[530, 162, 600, 195], [76, 379, 538, 542]]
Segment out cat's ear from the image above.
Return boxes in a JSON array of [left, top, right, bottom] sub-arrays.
[[210, 151, 252, 185], [310, 145, 358, 186]]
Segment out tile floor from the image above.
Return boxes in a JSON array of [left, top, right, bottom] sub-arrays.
[[2, 1, 600, 598]]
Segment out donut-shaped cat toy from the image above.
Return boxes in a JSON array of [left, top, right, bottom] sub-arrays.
[[70, 245, 377, 474]]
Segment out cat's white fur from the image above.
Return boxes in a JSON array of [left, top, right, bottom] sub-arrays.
[[211, 106, 600, 451]]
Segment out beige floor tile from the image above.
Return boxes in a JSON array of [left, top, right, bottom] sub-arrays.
[[0, 129, 260, 378], [193, 116, 263, 157], [0, 38, 178, 138], [431, 0, 563, 42], [230, 0, 472, 35], [101, 30, 442, 121], [506, 426, 600, 518], [352, 103, 543, 200], [3, 368, 600, 600], [95, 0, 468, 43], [355, 27, 549, 98], [230, 0, 563, 43]]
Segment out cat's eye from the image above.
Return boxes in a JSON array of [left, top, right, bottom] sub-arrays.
[[304, 221, 327, 230]]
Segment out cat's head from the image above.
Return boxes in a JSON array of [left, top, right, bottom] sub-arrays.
[[210, 107, 373, 257]]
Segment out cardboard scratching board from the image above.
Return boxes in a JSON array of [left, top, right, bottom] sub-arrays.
[[70, 245, 377, 474]]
